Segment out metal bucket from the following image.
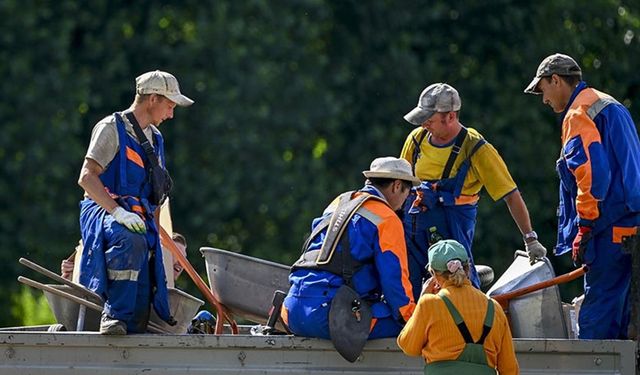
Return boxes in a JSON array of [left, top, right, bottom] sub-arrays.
[[149, 288, 204, 334], [487, 253, 568, 338], [43, 285, 102, 331], [201, 247, 290, 325]]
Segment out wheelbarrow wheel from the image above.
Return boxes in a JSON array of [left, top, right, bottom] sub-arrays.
[[476, 265, 495, 289], [47, 323, 67, 332]]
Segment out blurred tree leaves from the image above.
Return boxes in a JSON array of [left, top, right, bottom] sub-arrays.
[[1, 0, 639, 325]]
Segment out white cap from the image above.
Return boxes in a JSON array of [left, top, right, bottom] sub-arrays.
[[363, 157, 420, 186], [136, 70, 194, 106]]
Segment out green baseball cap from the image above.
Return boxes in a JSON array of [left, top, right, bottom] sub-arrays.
[[428, 239, 469, 272]]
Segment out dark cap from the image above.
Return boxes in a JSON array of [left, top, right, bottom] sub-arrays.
[[524, 53, 582, 94]]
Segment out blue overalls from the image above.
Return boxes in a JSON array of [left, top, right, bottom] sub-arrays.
[[403, 131, 485, 300], [79, 113, 172, 333], [555, 82, 640, 339]]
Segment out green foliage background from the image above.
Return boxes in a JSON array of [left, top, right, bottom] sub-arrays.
[[1, 0, 639, 326]]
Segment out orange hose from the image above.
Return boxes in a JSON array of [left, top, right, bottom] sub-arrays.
[[159, 226, 238, 334]]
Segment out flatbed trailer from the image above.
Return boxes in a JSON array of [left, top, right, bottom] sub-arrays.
[[0, 330, 636, 374]]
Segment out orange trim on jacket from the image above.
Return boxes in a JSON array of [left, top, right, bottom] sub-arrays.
[[561, 89, 608, 221], [360, 197, 416, 321], [612, 226, 637, 244]]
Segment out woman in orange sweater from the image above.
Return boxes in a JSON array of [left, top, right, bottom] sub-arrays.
[[397, 239, 519, 374]]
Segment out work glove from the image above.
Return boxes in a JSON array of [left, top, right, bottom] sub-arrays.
[[111, 206, 146, 234], [525, 240, 547, 265], [572, 226, 592, 265]]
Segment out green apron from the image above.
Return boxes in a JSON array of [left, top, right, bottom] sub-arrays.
[[424, 292, 497, 375]]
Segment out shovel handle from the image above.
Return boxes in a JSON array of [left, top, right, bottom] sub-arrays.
[[492, 266, 587, 309], [159, 226, 238, 334]]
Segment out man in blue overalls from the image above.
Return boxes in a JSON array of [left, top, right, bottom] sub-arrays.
[[525, 53, 640, 339], [400, 83, 547, 300], [78, 71, 193, 334]]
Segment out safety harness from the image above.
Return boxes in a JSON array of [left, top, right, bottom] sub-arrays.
[[291, 191, 385, 275]]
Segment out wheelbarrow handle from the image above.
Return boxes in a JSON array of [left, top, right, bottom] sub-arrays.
[[492, 266, 588, 309], [19, 257, 102, 303], [18, 276, 104, 313], [159, 226, 239, 334]]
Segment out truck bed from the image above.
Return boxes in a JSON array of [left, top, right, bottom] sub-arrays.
[[0, 331, 635, 374]]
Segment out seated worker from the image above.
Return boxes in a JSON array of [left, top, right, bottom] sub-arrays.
[[60, 240, 83, 281], [397, 239, 518, 375], [169, 232, 188, 280], [61, 232, 188, 281], [282, 156, 418, 342]]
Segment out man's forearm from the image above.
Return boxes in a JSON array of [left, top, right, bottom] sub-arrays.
[[78, 159, 119, 214], [503, 190, 533, 236]]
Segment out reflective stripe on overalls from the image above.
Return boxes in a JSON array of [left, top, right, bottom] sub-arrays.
[[403, 129, 485, 299], [424, 292, 496, 375]]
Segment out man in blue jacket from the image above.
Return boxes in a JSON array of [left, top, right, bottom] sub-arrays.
[[78, 71, 193, 335], [525, 53, 640, 339], [283, 157, 418, 340]]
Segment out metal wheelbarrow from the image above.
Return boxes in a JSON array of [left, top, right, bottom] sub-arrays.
[[18, 257, 203, 333]]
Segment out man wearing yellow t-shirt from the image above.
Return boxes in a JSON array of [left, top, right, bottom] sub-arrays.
[[401, 83, 546, 296]]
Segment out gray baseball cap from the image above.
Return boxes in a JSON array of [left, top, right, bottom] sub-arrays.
[[404, 83, 461, 125], [136, 70, 194, 106], [524, 53, 582, 94]]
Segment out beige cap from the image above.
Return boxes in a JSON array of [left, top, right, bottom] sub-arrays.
[[404, 83, 461, 126], [363, 157, 421, 186], [136, 70, 194, 106]]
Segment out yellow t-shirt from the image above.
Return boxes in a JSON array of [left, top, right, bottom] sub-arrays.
[[400, 127, 517, 201]]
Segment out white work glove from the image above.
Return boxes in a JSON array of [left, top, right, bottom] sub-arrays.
[[111, 206, 146, 234], [525, 239, 547, 265]]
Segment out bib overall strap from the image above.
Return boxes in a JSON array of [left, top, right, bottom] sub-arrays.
[[113, 113, 130, 191], [411, 129, 429, 174], [439, 293, 473, 343], [441, 127, 468, 179], [438, 293, 494, 344]]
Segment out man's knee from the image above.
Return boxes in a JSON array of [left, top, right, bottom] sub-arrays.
[[104, 227, 148, 268]]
